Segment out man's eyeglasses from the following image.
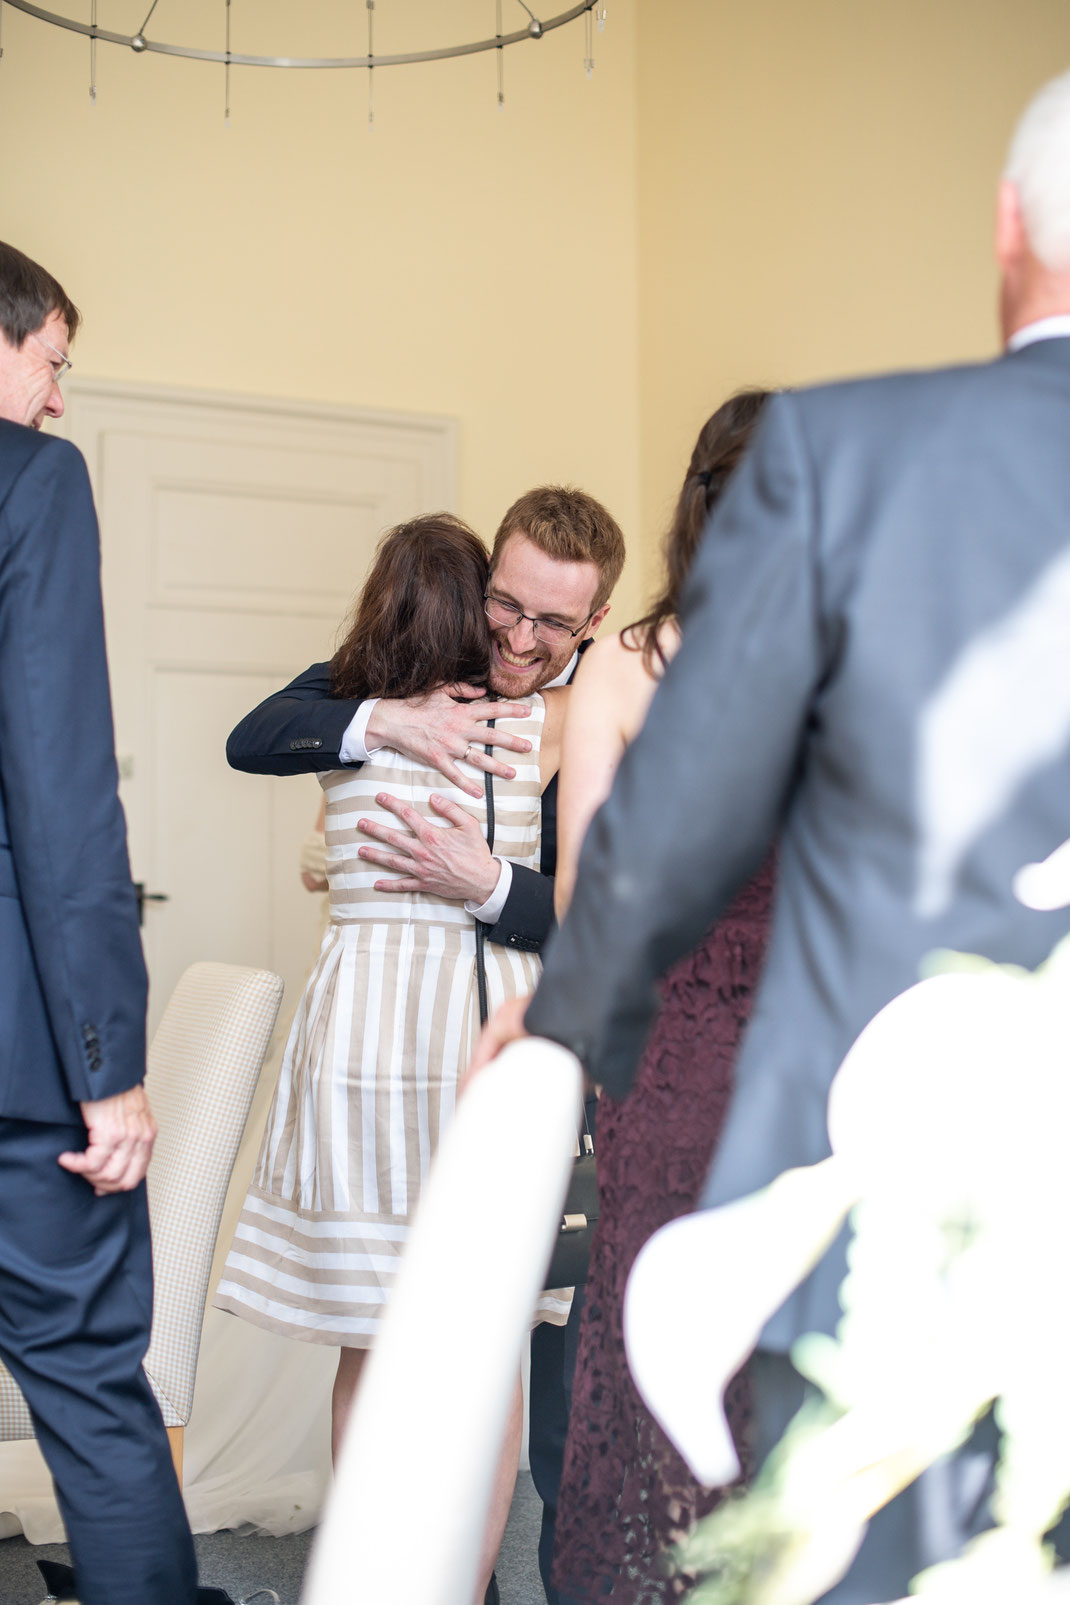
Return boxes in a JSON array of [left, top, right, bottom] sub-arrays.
[[484, 593, 593, 648], [33, 333, 72, 386]]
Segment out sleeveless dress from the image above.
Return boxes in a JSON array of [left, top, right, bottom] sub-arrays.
[[216, 697, 568, 1345], [551, 858, 776, 1602]]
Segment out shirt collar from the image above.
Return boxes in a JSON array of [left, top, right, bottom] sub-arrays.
[[1007, 315, 1070, 352], [543, 651, 580, 689]]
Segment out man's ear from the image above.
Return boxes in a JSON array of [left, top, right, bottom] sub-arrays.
[[996, 178, 1027, 273], [584, 603, 611, 640]]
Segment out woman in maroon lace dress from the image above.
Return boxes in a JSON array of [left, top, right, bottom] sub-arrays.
[[551, 390, 775, 1603]]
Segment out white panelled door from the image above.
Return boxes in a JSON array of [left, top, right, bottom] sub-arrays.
[[66, 382, 456, 1034]]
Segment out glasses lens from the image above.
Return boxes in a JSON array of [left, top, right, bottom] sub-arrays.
[[533, 620, 571, 644], [485, 597, 573, 644]]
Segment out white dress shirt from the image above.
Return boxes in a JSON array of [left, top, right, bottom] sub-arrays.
[[1007, 314, 1070, 351], [339, 652, 580, 925]]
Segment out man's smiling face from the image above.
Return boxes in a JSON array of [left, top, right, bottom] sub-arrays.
[[485, 532, 609, 697]]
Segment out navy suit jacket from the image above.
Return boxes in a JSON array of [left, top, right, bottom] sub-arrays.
[[525, 337, 1070, 1347], [0, 422, 146, 1123]]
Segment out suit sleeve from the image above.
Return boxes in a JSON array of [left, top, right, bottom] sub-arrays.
[[524, 394, 826, 1097], [226, 663, 364, 775], [0, 439, 146, 1104], [482, 862, 555, 953]]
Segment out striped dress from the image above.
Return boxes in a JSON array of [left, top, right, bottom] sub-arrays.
[[216, 696, 569, 1345]]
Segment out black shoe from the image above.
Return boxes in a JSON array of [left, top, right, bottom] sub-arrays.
[[485, 1574, 501, 1605], [37, 1563, 278, 1605]]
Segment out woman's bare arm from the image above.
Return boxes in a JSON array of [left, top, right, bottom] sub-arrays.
[[538, 687, 569, 793], [554, 633, 671, 919]]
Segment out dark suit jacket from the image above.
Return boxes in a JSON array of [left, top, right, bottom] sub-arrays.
[[0, 423, 146, 1123], [225, 653, 589, 952], [524, 336, 1070, 1347]]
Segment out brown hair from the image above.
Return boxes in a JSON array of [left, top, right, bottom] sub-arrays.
[[625, 388, 772, 671], [490, 485, 625, 611], [0, 240, 81, 347], [330, 514, 491, 700]]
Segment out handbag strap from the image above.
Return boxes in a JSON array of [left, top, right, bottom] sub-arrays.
[[474, 720, 496, 1026]]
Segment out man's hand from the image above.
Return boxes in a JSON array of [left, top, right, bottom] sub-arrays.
[[364, 685, 532, 801], [358, 791, 502, 904], [58, 1083, 158, 1196], [464, 996, 533, 1089]]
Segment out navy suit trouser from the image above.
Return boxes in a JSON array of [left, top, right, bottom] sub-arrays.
[[0, 1117, 197, 1605], [529, 1285, 586, 1605]]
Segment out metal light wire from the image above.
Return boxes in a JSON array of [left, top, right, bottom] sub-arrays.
[[496, 0, 504, 108], [1, 0, 599, 69]]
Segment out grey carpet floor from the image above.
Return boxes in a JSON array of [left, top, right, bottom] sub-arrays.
[[0, 1470, 546, 1605]]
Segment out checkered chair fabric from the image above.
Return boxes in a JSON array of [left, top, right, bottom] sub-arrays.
[[0, 961, 283, 1439]]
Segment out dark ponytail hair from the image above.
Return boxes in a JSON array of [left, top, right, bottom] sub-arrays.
[[625, 388, 772, 671], [330, 514, 491, 700]]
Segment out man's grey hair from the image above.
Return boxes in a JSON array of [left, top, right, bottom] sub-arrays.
[[1005, 68, 1070, 272]]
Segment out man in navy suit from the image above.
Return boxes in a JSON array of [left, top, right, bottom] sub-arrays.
[[226, 486, 626, 1605], [0, 241, 197, 1605]]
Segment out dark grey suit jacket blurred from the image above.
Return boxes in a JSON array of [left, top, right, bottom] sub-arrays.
[[526, 335, 1070, 1350]]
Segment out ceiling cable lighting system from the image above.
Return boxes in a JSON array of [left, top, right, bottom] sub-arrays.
[[0, 0, 608, 122]]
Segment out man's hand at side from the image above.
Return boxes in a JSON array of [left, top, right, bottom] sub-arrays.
[[358, 792, 502, 904], [365, 685, 532, 800], [58, 1084, 158, 1196]]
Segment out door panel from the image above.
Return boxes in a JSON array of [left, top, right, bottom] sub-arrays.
[[66, 381, 456, 1034]]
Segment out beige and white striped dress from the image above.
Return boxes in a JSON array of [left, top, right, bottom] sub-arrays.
[[216, 697, 568, 1345]]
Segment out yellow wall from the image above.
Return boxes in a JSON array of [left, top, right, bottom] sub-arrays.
[[4, 1, 1070, 614], [635, 0, 1070, 590], [0, 0, 644, 615]]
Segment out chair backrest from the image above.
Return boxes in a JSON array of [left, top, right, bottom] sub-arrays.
[[300, 1035, 582, 1605], [0, 960, 283, 1445], [0, 1368, 32, 1441], [144, 961, 283, 1426]]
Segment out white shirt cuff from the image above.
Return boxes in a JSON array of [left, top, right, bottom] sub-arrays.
[[339, 698, 381, 764], [467, 858, 512, 924]]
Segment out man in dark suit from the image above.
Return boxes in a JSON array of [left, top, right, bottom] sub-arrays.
[[226, 484, 625, 1605], [473, 69, 1070, 1603], [0, 241, 197, 1605]]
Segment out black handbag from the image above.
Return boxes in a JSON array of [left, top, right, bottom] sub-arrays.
[[541, 1101, 597, 1290], [476, 754, 598, 1290]]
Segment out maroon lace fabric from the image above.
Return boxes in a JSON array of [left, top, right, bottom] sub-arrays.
[[551, 857, 776, 1603]]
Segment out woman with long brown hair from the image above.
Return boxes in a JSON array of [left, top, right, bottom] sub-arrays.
[[217, 513, 566, 1604], [550, 391, 774, 1601]]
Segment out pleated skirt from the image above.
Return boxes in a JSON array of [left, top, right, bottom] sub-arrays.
[[216, 917, 568, 1345]]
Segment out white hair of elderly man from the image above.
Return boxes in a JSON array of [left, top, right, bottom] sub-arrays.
[[1005, 66, 1070, 271]]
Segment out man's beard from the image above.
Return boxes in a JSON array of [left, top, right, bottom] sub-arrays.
[[486, 631, 573, 697]]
